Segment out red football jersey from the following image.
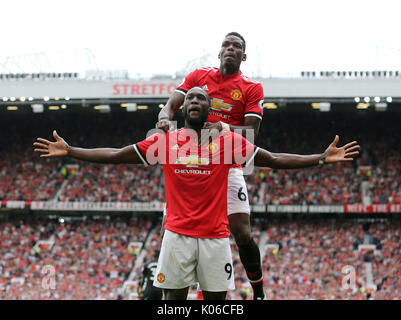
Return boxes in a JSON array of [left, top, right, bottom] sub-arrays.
[[134, 128, 258, 238], [176, 67, 264, 126]]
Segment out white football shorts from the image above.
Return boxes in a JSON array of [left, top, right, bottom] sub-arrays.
[[153, 230, 235, 292], [227, 167, 251, 216]]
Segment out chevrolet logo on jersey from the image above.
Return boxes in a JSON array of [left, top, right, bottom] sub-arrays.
[[176, 156, 210, 167], [211, 98, 234, 112]]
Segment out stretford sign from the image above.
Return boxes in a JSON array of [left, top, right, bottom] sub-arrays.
[[2, 77, 401, 100], [112, 82, 178, 96], [1, 201, 401, 213], [0, 79, 182, 99]]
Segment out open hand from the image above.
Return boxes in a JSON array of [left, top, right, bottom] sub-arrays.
[[33, 130, 69, 158], [324, 135, 360, 163]]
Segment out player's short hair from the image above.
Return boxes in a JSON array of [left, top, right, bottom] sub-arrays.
[[187, 86, 211, 105], [225, 32, 246, 52]]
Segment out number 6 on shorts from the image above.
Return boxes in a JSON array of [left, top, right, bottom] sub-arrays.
[[237, 187, 247, 201]]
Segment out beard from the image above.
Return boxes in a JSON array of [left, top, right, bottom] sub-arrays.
[[184, 111, 208, 127], [220, 55, 242, 74]]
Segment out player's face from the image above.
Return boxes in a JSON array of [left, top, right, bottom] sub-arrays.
[[183, 88, 210, 126], [219, 35, 246, 69]]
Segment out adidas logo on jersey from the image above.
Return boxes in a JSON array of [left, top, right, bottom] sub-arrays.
[[202, 84, 209, 91]]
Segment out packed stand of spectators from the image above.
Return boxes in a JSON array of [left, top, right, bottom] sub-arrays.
[[0, 114, 65, 201], [358, 221, 401, 299], [366, 158, 401, 204], [0, 153, 62, 201], [245, 164, 362, 205], [0, 217, 151, 299], [0, 112, 156, 202], [1, 110, 400, 204], [230, 218, 401, 300], [2, 216, 400, 300], [251, 111, 401, 205], [58, 163, 164, 203]]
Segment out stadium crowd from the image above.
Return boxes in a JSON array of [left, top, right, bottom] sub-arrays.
[[0, 153, 62, 201], [1, 107, 400, 300], [0, 111, 400, 205], [58, 163, 164, 203], [1, 216, 400, 300], [0, 217, 151, 299], [256, 219, 401, 300]]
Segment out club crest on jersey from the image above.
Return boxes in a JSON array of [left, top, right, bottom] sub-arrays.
[[211, 98, 233, 111], [176, 156, 210, 167], [230, 89, 242, 101], [208, 142, 219, 153], [157, 273, 165, 283]]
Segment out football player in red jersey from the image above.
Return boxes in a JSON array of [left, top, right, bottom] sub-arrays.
[[157, 32, 267, 299], [34, 87, 360, 300]]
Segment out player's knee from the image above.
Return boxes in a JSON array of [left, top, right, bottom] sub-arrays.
[[228, 213, 252, 245], [163, 288, 188, 300], [202, 291, 227, 300], [233, 230, 252, 246]]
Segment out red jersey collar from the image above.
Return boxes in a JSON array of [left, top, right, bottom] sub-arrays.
[[216, 68, 242, 80]]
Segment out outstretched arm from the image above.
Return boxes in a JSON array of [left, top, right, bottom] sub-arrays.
[[254, 135, 360, 169], [33, 130, 142, 164]]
